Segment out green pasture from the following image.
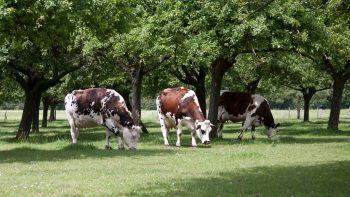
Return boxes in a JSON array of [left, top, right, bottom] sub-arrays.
[[0, 110, 350, 196]]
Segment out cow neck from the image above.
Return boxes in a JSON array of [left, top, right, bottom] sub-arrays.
[[180, 96, 205, 122], [257, 100, 275, 127], [187, 105, 205, 122], [117, 108, 134, 127]]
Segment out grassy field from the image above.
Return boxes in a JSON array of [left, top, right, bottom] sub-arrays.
[[0, 110, 350, 196]]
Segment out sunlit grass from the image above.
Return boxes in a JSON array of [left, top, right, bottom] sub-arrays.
[[0, 110, 349, 196]]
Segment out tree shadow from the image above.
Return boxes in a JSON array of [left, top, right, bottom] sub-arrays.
[[217, 135, 350, 145], [122, 160, 350, 197], [0, 145, 175, 164]]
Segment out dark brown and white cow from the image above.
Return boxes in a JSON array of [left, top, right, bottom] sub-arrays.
[[217, 91, 279, 140], [65, 88, 141, 150], [156, 87, 212, 147]]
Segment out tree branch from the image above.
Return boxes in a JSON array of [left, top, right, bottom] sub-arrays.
[[284, 84, 303, 91], [142, 55, 170, 74], [322, 53, 336, 76], [172, 66, 188, 84], [10, 71, 27, 89], [96, 50, 130, 73], [315, 86, 331, 92]]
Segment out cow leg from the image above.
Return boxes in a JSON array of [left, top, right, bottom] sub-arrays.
[[217, 122, 224, 138], [70, 125, 78, 143], [251, 125, 256, 140], [175, 120, 182, 147], [159, 118, 170, 146], [191, 130, 197, 147], [238, 117, 253, 140], [105, 129, 113, 150], [117, 136, 125, 150]]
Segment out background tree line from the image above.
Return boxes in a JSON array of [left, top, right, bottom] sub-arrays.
[[1, 0, 350, 139]]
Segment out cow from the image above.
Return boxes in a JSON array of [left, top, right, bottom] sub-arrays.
[[64, 88, 141, 150], [156, 87, 212, 147], [217, 91, 279, 140]]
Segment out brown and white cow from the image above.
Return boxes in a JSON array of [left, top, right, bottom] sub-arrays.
[[64, 88, 141, 150], [217, 91, 279, 140], [156, 87, 212, 147]]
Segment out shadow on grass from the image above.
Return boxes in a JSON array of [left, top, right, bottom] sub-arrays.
[[1, 129, 107, 144], [123, 160, 350, 197], [211, 135, 350, 145], [0, 144, 175, 164]]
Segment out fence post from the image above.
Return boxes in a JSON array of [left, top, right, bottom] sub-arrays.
[[4, 110, 7, 122]]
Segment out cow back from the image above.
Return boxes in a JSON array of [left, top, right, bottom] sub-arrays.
[[158, 87, 205, 121], [73, 88, 107, 116], [219, 92, 253, 116], [159, 87, 188, 114]]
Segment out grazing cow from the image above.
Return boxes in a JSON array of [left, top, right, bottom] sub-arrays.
[[64, 88, 141, 150], [156, 87, 212, 147], [217, 91, 279, 140]]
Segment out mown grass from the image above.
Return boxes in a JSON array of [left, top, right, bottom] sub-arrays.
[[0, 110, 349, 196]]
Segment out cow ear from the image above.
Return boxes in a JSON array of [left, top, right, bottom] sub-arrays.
[[196, 125, 201, 130]]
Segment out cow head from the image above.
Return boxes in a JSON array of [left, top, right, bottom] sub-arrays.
[[122, 125, 141, 150], [195, 120, 212, 145], [266, 123, 280, 138]]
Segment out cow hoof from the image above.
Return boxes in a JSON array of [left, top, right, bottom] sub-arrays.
[[118, 147, 125, 150], [192, 146, 197, 149], [105, 145, 112, 150], [252, 137, 256, 140], [237, 136, 242, 141]]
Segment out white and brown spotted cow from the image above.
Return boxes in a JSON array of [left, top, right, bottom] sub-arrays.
[[217, 91, 279, 140], [156, 87, 212, 147], [64, 88, 141, 150]]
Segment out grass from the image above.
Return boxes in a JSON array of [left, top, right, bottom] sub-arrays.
[[0, 110, 350, 196]]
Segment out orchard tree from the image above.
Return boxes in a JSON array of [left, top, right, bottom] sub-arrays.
[[0, 0, 94, 138], [288, 1, 350, 129], [270, 53, 331, 122], [87, 1, 170, 133], [153, 0, 291, 137]]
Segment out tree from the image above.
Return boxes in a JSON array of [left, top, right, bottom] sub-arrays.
[[0, 0, 95, 138], [268, 53, 331, 122], [288, 1, 350, 129], [91, 2, 170, 133], [152, 1, 280, 138]]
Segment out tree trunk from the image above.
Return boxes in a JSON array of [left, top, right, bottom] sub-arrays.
[[327, 79, 346, 130], [131, 67, 148, 134], [16, 90, 42, 139], [49, 102, 57, 121], [32, 96, 40, 133], [296, 95, 301, 119], [194, 71, 207, 118], [42, 97, 50, 128], [302, 88, 316, 122], [208, 58, 234, 138]]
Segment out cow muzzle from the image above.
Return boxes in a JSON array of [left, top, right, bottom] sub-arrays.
[[203, 140, 210, 145], [129, 147, 136, 150]]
